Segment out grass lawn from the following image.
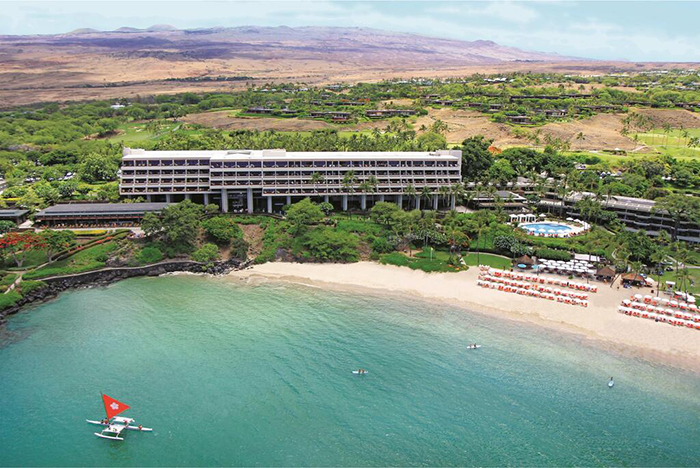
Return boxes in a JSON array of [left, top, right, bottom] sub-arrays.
[[23, 242, 118, 280], [380, 248, 466, 273], [0, 249, 49, 271], [656, 268, 700, 295], [632, 128, 700, 161], [107, 122, 203, 144], [462, 252, 511, 269]]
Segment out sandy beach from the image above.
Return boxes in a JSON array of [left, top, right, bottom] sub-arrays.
[[229, 262, 700, 372]]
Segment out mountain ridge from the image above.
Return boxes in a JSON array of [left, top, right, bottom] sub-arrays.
[[5, 25, 579, 63]]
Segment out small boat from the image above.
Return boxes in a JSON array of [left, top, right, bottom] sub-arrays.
[[608, 377, 615, 388], [89, 394, 152, 441], [352, 369, 369, 375], [87, 418, 153, 432], [467, 345, 482, 350]]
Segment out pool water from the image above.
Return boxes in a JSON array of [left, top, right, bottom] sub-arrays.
[[521, 222, 574, 233]]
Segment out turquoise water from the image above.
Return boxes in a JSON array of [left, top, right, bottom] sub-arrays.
[[521, 222, 573, 233], [1, 275, 700, 467]]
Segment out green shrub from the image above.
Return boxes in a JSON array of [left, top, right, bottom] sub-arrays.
[[534, 247, 571, 261], [18, 280, 47, 296], [0, 290, 22, 311], [138, 246, 164, 264], [303, 227, 359, 262], [371, 236, 396, 254], [192, 243, 219, 263], [201, 216, 243, 244], [0, 273, 19, 292], [255, 219, 287, 264], [229, 237, 249, 261]]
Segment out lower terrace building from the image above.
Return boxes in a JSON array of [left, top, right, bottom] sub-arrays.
[[540, 193, 700, 244], [34, 202, 170, 227], [119, 148, 462, 214]]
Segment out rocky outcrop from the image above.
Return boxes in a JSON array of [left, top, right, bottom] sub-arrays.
[[0, 258, 250, 323]]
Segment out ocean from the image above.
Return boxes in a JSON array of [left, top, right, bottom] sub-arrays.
[[1, 275, 699, 466]]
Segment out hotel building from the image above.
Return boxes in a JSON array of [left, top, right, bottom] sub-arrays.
[[540, 193, 700, 244], [119, 148, 462, 213]]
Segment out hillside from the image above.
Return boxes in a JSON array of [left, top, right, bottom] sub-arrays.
[[0, 25, 598, 107]]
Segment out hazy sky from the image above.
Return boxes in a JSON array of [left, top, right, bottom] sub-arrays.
[[2, 1, 699, 62]]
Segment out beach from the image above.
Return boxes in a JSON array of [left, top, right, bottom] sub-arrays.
[[230, 262, 700, 372]]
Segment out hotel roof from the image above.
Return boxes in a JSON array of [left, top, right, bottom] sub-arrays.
[[35, 203, 170, 217], [0, 209, 29, 218], [122, 148, 462, 161]]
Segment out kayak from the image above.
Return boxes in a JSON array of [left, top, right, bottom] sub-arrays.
[[352, 371, 369, 375], [467, 345, 482, 349], [608, 381, 615, 388]]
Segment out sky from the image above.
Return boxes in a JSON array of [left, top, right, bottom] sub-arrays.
[[1, 1, 699, 62]]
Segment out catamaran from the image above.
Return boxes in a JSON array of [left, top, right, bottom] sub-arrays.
[[87, 394, 152, 441]]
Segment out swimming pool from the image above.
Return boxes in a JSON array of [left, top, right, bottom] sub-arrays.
[[520, 222, 574, 234]]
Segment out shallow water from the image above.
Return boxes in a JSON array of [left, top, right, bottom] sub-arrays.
[[1, 275, 699, 466]]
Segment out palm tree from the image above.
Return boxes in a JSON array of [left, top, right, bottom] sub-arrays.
[[677, 267, 691, 295], [310, 172, 325, 197], [342, 170, 357, 216], [650, 248, 667, 297], [405, 184, 417, 209], [662, 123, 672, 148], [438, 185, 450, 209], [342, 170, 356, 194], [450, 183, 465, 209], [367, 175, 378, 203], [421, 186, 432, 210]]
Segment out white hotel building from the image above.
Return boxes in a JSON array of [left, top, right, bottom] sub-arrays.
[[119, 148, 462, 213]]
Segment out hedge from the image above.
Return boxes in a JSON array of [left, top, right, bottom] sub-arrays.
[[534, 248, 572, 261]]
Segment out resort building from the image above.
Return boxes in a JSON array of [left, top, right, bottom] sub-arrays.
[[34, 202, 171, 227], [0, 209, 30, 225], [119, 148, 462, 214], [470, 190, 529, 212], [540, 193, 700, 244]]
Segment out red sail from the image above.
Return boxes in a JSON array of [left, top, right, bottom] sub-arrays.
[[102, 394, 130, 419]]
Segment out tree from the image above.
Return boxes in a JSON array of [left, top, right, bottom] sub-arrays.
[[143, 200, 205, 253], [370, 202, 400, 225], [201, 216, 243, 244], [303, 227, 359, 262], [192, 243, 219, 264], [286, 198, 324, 235], [310, 172, 325, 194], [650, 247, 667, 296], [460, 136, 494, 181], [17, 187, 44, 211], [40, 229, 77, 262], [487, 159, 516, 186], [341, 170, 357, 204], [319, 201, 334, 216], [654, 194, 700, 241], [80, 152, 119, 183], [417, 132, 447, 151], [0, 220, 16, 235], [58, 179, 78, 199], [446, 228, 469, 263], [141, 212, 163, 238], [0, 231, 46, 268], [33, 182, 61, 206]]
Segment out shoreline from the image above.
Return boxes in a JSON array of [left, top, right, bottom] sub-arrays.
[[229, 262, 700, 373]]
